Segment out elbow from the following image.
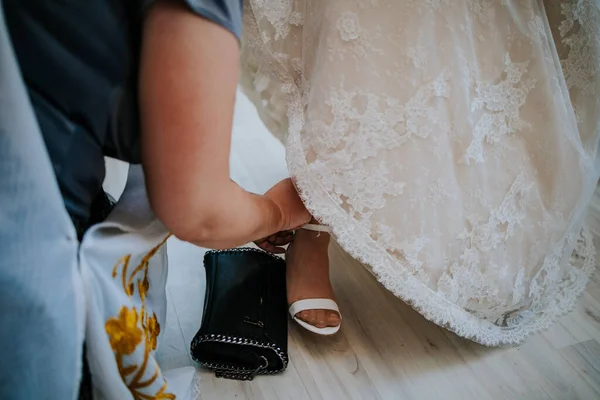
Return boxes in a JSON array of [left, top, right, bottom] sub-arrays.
[[149, 191, 222, 247], [168, 216, 217, 247], [160, 207, 222, 247]]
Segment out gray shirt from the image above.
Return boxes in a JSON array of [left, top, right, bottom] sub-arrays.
[[4, 0, 243, 225]]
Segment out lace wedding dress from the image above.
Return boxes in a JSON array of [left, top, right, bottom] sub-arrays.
[[240, 0, 600, 346]]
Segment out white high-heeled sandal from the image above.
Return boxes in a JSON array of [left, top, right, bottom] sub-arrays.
[[287, 224, 342, 336]]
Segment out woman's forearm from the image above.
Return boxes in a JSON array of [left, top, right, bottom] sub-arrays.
[[139, 1, 285, 248], [162, 179, 285, 249]]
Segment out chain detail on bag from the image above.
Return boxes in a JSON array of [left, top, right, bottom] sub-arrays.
[[191, 333, 288, 381]]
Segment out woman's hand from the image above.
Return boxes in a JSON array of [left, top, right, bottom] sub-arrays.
[[255, 178, 311, 253], [254, 230, 295, 254], [264, 178, 311, 232]]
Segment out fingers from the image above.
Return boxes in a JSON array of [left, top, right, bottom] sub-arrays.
[[259, 242, 286, 254], [255, 238, 286, 253], [254, 231, 295, 254], [270, 231, 294, 246]]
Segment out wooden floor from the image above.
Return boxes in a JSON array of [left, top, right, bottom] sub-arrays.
[[193, 239, 600, 400], [143, 92, 600, 400]]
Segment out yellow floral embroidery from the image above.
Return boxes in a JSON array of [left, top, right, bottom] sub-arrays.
[[145, 311, 161, 351], [105, 307, 143, 355], [112, 255, 133, 296], [105, 234, 174, 400]]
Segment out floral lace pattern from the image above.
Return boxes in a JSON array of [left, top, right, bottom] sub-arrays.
[[241, 0, 600, 345], [337, 12, 360, 42]]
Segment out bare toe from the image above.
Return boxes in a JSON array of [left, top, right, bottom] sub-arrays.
[[299, 310, 311, 322], [297, 310, 315, 324], [313, 309, 326, 328], [327, 311, 341, 327]]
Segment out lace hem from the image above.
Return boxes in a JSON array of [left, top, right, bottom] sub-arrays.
[[240, 48, 597, 346], [287, 122, 596, 346], [240, 0, 599, 347]]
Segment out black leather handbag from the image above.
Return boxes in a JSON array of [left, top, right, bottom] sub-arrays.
[[190, 248, 289, 381]]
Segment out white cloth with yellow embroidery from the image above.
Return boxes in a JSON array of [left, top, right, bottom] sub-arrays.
[[241, 0, 600, 345], [80, 165, 198, 400]]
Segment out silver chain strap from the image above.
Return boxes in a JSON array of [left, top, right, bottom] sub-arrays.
[[191, 333, 289, 380], [204, 247, 285, 261]]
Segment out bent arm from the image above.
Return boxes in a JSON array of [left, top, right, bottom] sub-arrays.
[[139, 1, 282, 248]]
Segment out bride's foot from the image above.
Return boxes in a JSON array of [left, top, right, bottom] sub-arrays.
[[286, 227, 341, 331]]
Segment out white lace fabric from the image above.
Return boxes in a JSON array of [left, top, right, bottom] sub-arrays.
[[240, 0, 600, 346]]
